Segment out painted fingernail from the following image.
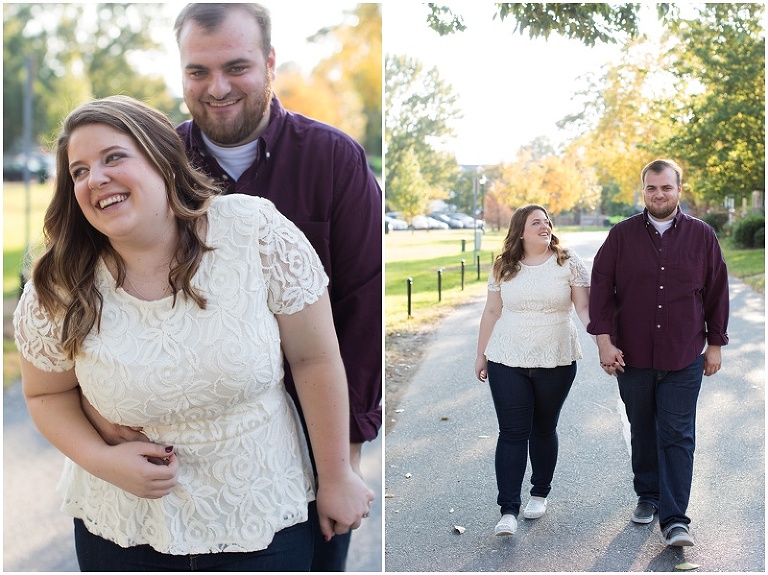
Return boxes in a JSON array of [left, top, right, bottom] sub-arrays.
[[165, 446, 174, 453]]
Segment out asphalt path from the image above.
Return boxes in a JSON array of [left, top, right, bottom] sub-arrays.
[[384, 231, 765, 572], [3, 385, 383, 572]]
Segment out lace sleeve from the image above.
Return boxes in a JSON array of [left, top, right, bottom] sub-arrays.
[[257, 200, 330, 315], [568, 251, 591, 287], [12, 281, 73, 372], [487, 269, 501, 292]]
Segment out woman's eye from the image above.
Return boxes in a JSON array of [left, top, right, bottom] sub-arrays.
[[71, 168, 87, 179], [105, 153, 122, 163]]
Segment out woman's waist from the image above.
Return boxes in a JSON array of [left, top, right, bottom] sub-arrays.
[[499, 309, 573, 326], [138, 388, 298, 447]]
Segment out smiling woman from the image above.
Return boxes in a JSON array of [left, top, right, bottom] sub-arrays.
[[13, 94, 373, 571]]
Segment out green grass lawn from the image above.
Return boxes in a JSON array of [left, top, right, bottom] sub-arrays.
[[386, 227, 765, 334]]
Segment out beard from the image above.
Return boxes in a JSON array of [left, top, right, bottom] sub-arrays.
[[191, 73, 273, 146], [646, 201, 678, 220]]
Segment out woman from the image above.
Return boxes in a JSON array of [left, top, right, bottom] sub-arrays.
[[474, 205, 590, 536], [13, 95, 373, 571]]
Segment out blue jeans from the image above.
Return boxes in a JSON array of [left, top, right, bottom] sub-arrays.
[[74, 511, 313, 571], [487, 361, 576, 517], [617, 355, 704, 530]]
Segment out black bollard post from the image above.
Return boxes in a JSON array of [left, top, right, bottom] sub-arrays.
[[437, 269, 443, 302], [407, 277, 413, 318], [461, 259, 465, 290], [476, 254, 481, 280], [461, 239, 466, 252]]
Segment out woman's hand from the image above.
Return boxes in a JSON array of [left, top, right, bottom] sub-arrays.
[[474, 354, 488, 382], [315, 468, 375, 541], [94, 442, 180, 499]]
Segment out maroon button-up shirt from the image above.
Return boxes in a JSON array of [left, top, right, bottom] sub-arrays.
[[177, 96, 382, 443], [588, 208, 729, 371]]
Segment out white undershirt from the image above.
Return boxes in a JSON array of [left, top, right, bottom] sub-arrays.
[[201, 133, 259, 181], [648, 211, 675, 236]]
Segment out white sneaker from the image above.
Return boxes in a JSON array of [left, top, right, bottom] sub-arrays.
[[523, 498, 547, 519], [494, 514, 517, 536]]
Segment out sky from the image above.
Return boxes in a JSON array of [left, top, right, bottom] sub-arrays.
[[383, 3, 632, 166]]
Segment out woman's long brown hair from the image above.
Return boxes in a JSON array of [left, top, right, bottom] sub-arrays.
[[491, 204, 570, 283], [32, 95, 220, 360]]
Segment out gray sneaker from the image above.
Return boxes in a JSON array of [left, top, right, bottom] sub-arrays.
[[631, 501, 657, 524], [663, 523, 695, 546]]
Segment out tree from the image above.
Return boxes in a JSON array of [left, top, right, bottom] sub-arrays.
[[311, 4, 382, 158], [3, 3, 179, 152], [426, 3, 674, 46], [662, 3, 765, 204], [385, 53, 463, 210], [385, 146, 431, 226], [491, 142, 600, 214]]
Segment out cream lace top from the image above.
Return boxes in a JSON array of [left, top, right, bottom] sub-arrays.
[[484, 251, 590, 368], [14, 195, 328, 555]]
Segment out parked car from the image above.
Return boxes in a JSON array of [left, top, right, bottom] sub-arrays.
[[447, 213, 484, 230], [385, 215, 408, 231], [429, 213, 464, 229], [410, 214, 448, 230], [3, 152, 54, 182]]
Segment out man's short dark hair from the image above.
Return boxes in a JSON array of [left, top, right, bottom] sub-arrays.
[[641, 159, 683, 187], [174, 3, 272, 57]]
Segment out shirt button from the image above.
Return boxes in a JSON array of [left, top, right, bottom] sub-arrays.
[[658, 305, 662, 309], [657, 324, 661, 328], [661, 267, 665, 271], [660, 286, 664, 289]]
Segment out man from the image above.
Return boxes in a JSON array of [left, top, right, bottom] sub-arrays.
[[588, 158, 729, 547], [173, 3, 382, 570], [84, 3, 381, 571]]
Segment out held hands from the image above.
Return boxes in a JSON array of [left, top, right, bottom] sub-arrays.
[[316, 468, 375, 542], [597, 337, 625, 377]]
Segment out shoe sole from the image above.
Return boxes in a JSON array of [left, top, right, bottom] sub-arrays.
[[667, 536, 695, 546], [495, 529, 516, 536], [523, 511, 545, 519], [631, 515, 654, 524]]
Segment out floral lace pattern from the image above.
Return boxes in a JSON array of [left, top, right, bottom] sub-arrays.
[[484, 251, 590, 368], [14, 195, 329, 554]]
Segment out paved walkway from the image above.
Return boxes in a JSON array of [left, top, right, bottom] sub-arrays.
[[3, 381, 382, 572], [384, 231, 765, 572]]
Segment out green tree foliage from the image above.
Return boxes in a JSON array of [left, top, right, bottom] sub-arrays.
[[662, 3, 765, 203], [3, 3, 180, 152], [385, 147, 431, 225], [427, 3, 673, 45], [385, 54, 462, 213]]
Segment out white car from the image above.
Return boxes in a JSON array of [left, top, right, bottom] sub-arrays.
[[385, 215, 408, 231]]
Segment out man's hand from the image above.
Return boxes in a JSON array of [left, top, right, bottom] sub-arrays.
[[703, 345, 722, 376], [80, 390, 149, 445]]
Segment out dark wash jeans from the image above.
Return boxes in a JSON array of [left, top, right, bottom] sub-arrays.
[[617, 355, 704, 531], [74, 508, 313, 572], [487, 361, 577, 517]]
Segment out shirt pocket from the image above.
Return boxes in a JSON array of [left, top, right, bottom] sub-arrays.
[[673, 252, 706, 289]]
